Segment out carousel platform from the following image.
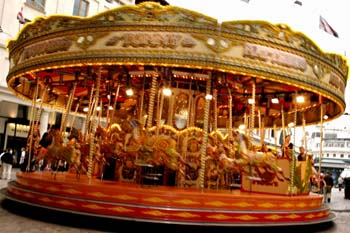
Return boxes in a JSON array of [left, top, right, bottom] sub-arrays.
[[1, 171, 335, 227]]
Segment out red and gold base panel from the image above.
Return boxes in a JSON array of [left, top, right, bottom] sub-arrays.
[[2, 171, 334, 226]]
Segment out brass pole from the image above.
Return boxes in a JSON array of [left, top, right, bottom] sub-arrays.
[[27, 76, 40, 172], [87, 69, 101, 179], [318, 102, 324, 190], [199, 75, 211, 189]]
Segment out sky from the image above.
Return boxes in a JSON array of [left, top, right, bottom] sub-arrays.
[[167, 0, 350, 56], [167, 0, 350, 116]]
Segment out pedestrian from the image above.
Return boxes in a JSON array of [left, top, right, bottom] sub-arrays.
[[1, 148, 15, 180], [281, 134, 293, 159], [0, 149, 5, 177], [19, 147, 26, 165], [297, 146, 307, 161], [338, 176, 344, 191], [324, 172, 334, 203], [0, 149, 5, 165]]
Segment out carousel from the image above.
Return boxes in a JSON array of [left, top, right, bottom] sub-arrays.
[[2, 2, 348, 227]]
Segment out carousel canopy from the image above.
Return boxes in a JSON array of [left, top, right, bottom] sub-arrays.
[[6, 2, 348, 128]]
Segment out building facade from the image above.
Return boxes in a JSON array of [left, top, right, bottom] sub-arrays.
[[0, 0, 134, 156], [307, 114, 350, 179]]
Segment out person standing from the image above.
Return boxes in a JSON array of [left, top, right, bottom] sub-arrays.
[[338, 176, 344, 191], [297, 146, 307, 161], [0, 149, 5, 164], [19, 147, 26, 165], [324, 172, 334, 203], [0, 149, 5, 177], [281, 134, 293, 159], [1, 148, 15, 180]]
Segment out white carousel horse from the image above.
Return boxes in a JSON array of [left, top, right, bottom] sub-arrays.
[[220, 131, 289, 184]]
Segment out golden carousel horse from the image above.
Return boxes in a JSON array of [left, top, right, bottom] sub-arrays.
[[66, 138, 86, 179], [45, 130, 86, 179], [139, 134, 185, 171], [218, 131, 289, 185]]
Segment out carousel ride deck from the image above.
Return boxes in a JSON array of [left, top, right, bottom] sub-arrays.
[[2, 171, 334, 227]]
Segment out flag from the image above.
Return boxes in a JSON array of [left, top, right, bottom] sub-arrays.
[[319, 15, 339, 38], [17, 8, 25, 24]]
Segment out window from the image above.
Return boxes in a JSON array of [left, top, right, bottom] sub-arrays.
[[34, 0, 45, 7], [17, 105, 29, 119], [324, 133, 336, 139], [26, 0, 45, 12], [341, 154, 344, 158], [333, 154, 336, 157], [73, 0, 89, 17]]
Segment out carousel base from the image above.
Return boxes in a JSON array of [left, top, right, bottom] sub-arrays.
[[1, 171, 335, 227]]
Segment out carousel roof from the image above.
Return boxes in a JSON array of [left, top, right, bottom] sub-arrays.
[[5, 2, 349, 128]]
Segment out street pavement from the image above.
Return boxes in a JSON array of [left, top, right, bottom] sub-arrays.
[[1, 168, 350, 233]]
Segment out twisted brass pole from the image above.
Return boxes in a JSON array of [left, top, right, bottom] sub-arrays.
[[87, 69, 101, 179], [199, 76, 211, 189], [26, 76, 40, 172], [147, 75, 158, 129]]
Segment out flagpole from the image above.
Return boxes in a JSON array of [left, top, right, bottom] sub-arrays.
[[17, 7, 25, 31]]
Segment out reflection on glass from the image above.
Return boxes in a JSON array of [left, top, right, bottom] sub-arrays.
[[174, 93, 189, 129], [195, 96, 205, 128]]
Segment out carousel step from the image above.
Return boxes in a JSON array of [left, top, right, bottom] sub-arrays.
[[143, 175, 160, 180]]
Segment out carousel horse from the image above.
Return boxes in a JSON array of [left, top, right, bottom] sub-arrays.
[[206, 155, 221, 189], [108, 123, 123, 144], [66, 138, 85, 179], [121, 131, 186, 186], [45, 132, 74, 178], [140, 134, 184, 170], [45, 130, 89, 180], [77, 141, 108, 178], [117, 151, 137, 182], [67, 128, 85, 173], [78, 143, 91, 175], [122, 119, 147, 153], [182, 140, 201, 187], [25, 126, 41, 171], [95, 125, 108, 140], [220, 131, 289, 185]]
